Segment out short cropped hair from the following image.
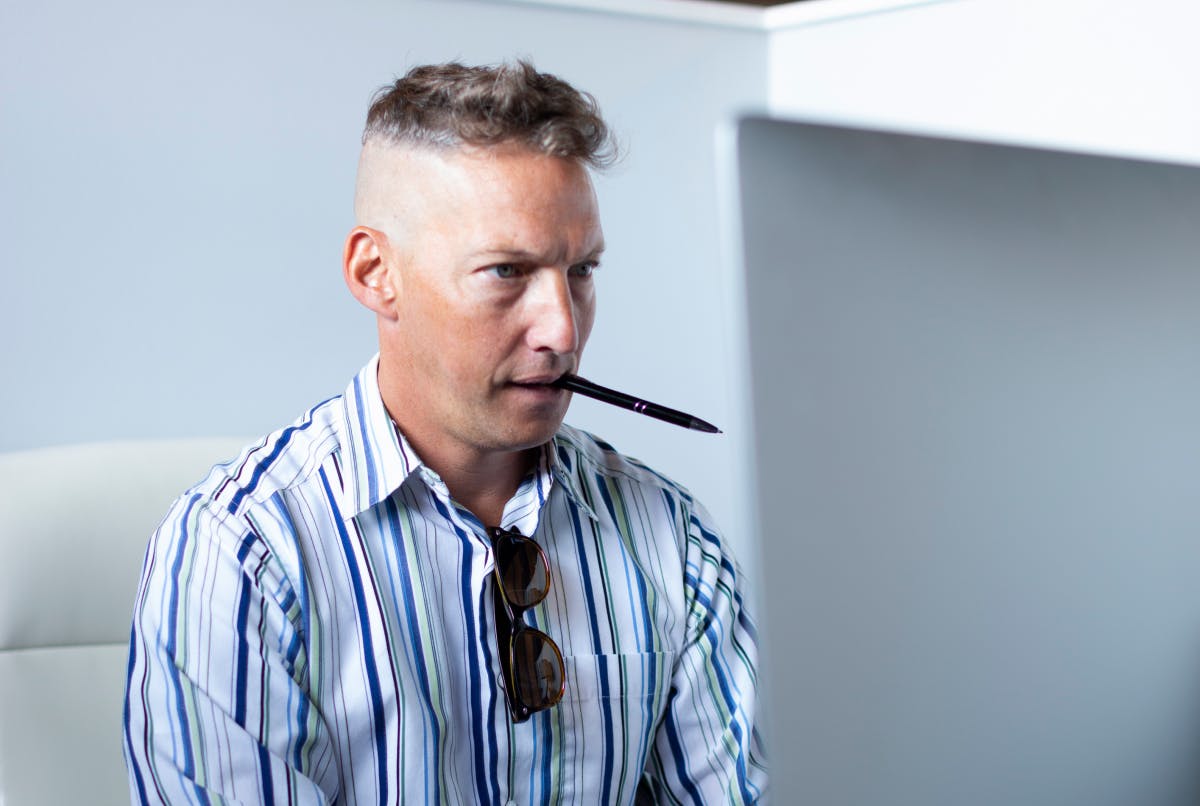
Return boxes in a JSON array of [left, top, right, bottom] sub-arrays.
[[363, 60, 617, 169]]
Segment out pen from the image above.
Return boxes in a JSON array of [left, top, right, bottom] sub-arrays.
[[553, 374, 722, 434]]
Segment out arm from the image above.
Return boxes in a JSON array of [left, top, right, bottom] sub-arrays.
[[123, 493, 332, 805], [643, 501, 768, 804]]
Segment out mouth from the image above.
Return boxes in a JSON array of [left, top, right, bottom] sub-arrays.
[[506, 374, 573, 402], [508, 381, 564, 393], [509, 371, 571, 389]]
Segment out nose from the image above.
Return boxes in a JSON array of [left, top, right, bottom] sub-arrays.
[[526, 270, 579, 356]]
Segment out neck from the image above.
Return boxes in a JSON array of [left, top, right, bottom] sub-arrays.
[[395, 424, 539, 528]]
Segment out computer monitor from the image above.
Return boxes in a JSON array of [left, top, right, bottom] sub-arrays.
[[727, 116, 1200, 806]]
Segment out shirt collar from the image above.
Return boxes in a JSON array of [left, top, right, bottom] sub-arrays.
[[547, 427, 600, 523], [339, 354, 424, 517], [337, 354, 599, 522]]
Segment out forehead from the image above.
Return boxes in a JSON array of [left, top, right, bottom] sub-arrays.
[[360, 141, 603, 255]]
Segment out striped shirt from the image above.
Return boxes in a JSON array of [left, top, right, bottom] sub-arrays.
[[124, 356, 767, 804]]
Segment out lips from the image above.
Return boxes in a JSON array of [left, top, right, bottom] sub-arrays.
[[508, 371, 571, 388], [508, 380, 564, 393], [505, 376, 571, 405]]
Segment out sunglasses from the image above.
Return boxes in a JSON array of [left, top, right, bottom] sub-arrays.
[[489, 526, 566, 722]]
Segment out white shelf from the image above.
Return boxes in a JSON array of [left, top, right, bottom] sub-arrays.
[[488, 0, 957, 30]]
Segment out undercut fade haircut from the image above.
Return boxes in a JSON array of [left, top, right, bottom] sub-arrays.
[[363, 60, 618, 170]]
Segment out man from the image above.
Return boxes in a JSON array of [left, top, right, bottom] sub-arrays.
[[125, 61, 766, 804]]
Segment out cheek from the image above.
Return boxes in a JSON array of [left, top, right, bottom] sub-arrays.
[[575, 292, 597, 348], [441, 310, 512, 381], [404, 273, 479, 339], [394, 284, 482, 374]]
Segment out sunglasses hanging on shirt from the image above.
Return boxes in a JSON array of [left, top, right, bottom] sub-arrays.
[[489, 526, 566, 722]]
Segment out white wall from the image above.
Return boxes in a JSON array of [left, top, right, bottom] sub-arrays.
[[0, 0, 766, 553], [768, 0, 1200, 163]]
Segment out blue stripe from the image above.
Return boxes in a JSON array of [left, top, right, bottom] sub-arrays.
[[573, 487, 617, 802], [663, 715, 705, 805], [320, 467, 390, 804], [628, 555, 658, 788], [381, 495, 442, 804], [351, 374, 379, 500], [430, 494, 499, 804], [703, 612, 755, 804], [477, 578, 501, 806], [164, 495, 202, 784], [596, 653, 615, 804], [232, 535, 256, 726], [123, 624, 151, 806], [291, 516, 314, 773], [571, 497, 606, 655], [636, 650, 658, 788], [537, 712, 552, 802], [287, 630, 308, 771], [228, 420, 311, 514], [257, 744, 276, 803]]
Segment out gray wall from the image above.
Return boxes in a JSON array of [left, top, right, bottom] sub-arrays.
[[0, 0, 766, 555]]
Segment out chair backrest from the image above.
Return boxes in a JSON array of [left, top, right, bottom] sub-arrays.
[[0, 438, 246, 805]]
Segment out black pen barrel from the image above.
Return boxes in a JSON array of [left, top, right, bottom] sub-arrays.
[[553, 375, 721, 433]]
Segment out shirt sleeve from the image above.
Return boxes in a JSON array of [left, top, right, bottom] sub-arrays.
[[123, 492, 333, 805], [643, 499, 769, 803]]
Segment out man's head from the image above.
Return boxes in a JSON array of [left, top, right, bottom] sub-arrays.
[[344, 61, 615, 471]]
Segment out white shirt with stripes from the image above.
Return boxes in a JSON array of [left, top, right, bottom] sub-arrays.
[[124, 356, 767, 804]]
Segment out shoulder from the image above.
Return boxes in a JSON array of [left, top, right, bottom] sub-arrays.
[[552, 424, 717, 542], [141, 396, 349, 613], [553, 423, 695, 500], [161, 394, 347, 539], [552, 425, 743, 610]]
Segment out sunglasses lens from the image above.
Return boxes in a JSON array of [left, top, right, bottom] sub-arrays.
[[495, 533, 550, 608], [510, 627, 565, 709]]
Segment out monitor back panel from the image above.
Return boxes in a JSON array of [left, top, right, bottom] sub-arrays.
[[732, 116, 1200, 806]]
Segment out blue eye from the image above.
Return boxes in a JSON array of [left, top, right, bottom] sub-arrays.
[[491, 264, 520, 279], [570, 262, 598, 278]]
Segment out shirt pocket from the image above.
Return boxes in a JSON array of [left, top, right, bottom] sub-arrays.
[[555, 651, 675, 802], [565, 651, 674, 709]]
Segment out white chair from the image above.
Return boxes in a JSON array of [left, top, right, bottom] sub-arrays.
[[0, 438, 247, 805]]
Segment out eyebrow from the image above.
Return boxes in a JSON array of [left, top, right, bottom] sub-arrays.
[[470, 244, 606, 264]]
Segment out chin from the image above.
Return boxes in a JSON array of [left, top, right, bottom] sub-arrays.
[[496, 418, 564, 452]]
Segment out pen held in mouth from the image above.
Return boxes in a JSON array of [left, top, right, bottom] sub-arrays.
[[551, 374, 722, 434]]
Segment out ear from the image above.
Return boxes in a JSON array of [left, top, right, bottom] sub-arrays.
[[343, 226, 399, 319]]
